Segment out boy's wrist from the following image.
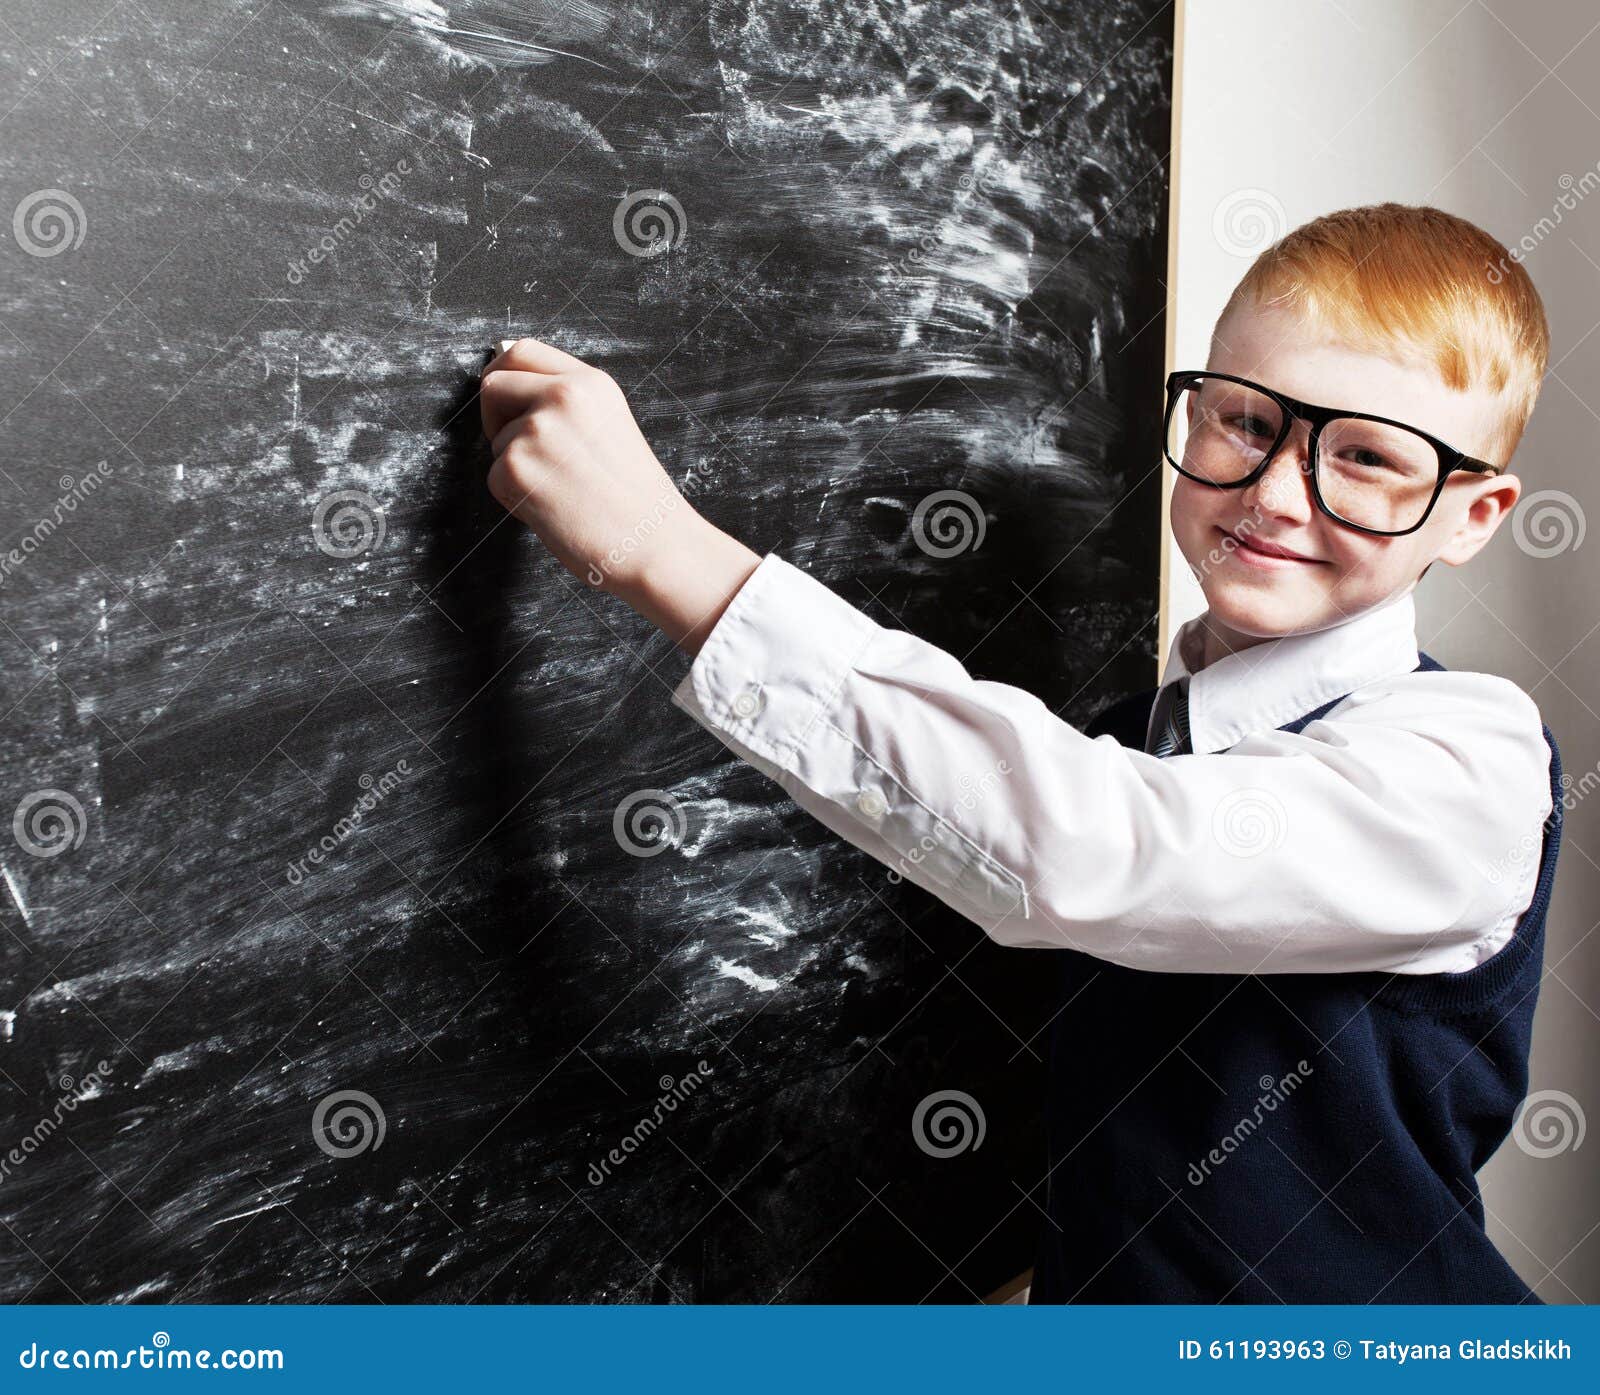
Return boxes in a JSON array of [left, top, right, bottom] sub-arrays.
[[622, 512, 762, 656]]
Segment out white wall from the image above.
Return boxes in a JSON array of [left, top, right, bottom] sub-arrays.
[[1171, 0, 1599, 1302]]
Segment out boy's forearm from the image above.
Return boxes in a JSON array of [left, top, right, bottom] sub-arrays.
[[623, 516, 762, 656]]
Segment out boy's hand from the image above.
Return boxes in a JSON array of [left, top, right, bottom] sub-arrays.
[[478, 337, 760, 653], [480, 337, 685, 592]]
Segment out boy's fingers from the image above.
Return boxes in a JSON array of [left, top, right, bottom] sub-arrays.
[[489, 410, 530, 461], [483, 335, 592, 378], [479, 368, 564, 442]]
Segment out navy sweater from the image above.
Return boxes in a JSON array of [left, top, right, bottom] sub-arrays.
[[1029, 652, 1564, 1304]]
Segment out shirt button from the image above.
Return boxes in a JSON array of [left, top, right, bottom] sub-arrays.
[[855, 789, 887, 819], [731, 687, 763, 719]]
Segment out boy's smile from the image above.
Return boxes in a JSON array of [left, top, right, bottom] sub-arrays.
[[1170, 301, 1524, 668]]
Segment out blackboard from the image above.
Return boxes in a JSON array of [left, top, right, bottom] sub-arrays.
[[0, 0, 1171, 1301]]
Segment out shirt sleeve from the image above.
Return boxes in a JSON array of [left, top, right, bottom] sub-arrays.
[[670, 552, 1554, 976]]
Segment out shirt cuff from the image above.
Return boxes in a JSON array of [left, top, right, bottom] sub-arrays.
[[670, 552, 877, 770]]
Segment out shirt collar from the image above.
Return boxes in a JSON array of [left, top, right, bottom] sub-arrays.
[[1153, 588, 1421, 754]]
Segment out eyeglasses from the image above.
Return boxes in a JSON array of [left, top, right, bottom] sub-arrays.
[[1162, 370, 1502, 536]]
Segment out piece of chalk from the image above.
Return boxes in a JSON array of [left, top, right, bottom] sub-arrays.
[[495, 338, 519, 355]]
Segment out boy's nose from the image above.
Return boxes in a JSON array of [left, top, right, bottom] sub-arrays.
[[1239, 427, 1316, 523]]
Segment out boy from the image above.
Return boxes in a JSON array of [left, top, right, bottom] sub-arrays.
[[477, 202, 1562, 1302]]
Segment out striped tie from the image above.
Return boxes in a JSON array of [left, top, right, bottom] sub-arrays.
[[1149, 677, 1191, 758]]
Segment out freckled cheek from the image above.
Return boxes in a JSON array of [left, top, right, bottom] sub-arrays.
[[1322, 535, 1403, 593], [1170, 478, 1224, 540]]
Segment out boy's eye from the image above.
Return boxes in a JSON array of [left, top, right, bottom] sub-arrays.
[[1342, 447, 1395, 471], [1224, 413, 1276, 439]]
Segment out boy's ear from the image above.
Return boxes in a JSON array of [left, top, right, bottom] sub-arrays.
[[1432, 471, 1522, 571], [1472, 471, 1523, 535]]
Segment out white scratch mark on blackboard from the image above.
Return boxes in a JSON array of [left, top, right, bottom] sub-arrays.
[[711, 957, 780, 993], [1, 864, 31, 928], [327, 0, 619, 70], [732, 904, 794, 948]]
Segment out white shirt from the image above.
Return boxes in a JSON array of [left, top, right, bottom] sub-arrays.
[[670, 553, 1554, 976]]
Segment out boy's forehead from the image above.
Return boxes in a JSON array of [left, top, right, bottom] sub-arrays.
[[1210, 302, 1501, 457]]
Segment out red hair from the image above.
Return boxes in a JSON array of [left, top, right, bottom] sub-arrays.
[[1216, 203, 1549, 465]]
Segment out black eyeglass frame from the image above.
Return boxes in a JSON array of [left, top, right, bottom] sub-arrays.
[[1162, 369, 1503, 537]]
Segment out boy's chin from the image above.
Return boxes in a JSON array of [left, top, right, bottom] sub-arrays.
[[1200, 573, 1338, 641]]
